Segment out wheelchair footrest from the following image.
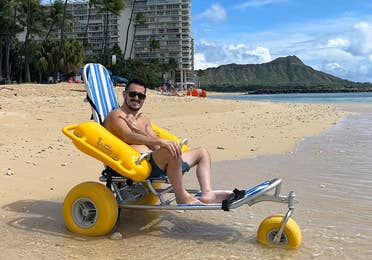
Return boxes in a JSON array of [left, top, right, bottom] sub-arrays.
[[221, 189, 246, 211]]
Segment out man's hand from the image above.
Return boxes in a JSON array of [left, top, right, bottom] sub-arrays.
[[122, 114, 138, 131], [159, 139, 182, 159]]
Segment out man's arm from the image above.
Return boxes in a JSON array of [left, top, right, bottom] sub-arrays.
[[104, 110, 181, 158], [104, 110, 160, 147], [141, 116, 182, 158]]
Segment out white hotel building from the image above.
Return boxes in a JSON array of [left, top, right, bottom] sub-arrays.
[[59, 0, 195, 88]]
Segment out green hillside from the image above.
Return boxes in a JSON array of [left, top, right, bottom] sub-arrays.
[[199, 56, 372, 93]]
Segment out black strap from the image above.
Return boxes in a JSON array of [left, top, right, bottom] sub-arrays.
[[221, 188, 246, 211], [86, 94, 103, 124]]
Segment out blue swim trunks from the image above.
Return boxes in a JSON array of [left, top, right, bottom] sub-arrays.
[[148, 154, 190, 179]]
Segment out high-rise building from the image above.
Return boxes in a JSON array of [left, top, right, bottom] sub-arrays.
[[44, 0, 195, 87], [119, 0, 194, 88], [61, 1, 120, 57]]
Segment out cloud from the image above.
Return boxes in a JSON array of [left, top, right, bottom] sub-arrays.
[[326, 38, 350, 48], [194, 40, 271, 69], [196, 3, 227, 23], [322, 62, 348, 76], [194, 53, 220, 70], [228, 44, 271, 63], [347, 22, 372, 56], [315, 21, 372, 81], [321, 61, 372, 82], [194, 14, 372, 81], [235, 0, 289, 9]]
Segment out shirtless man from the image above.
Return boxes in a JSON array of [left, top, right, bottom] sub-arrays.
[[103, 79, 229, 204]]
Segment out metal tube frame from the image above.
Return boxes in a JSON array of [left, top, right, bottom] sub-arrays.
[[99, 176, 297, 219], [100, 174, 297, 243]]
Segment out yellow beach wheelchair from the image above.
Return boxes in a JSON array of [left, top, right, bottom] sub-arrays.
[[61, 63, 301, 248]]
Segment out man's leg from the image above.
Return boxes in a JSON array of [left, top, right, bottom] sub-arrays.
[[182, 148, 230, 203], [151, 148, 199, 204]]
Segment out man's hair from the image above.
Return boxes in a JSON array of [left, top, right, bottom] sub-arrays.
[[125, 79, 147, 93]]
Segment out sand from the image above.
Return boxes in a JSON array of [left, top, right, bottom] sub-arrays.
[[0, 83, 347, 259]]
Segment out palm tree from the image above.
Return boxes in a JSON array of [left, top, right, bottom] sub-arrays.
[[129, 11, 146, 58], [56, 0, 69, 79], [149, 37, 160, 53], [44, 0, 64, 42], [99, 0, 125, 57], [61, 40, 85, 75], [123, 0, 136, 58], [34, 44, 48, 82], [196, 69, 205, 88], [16, 0, 45, 82], [160, 57, 178, 85], [0, 0, 19, 83], [83, 0, 99, 47]]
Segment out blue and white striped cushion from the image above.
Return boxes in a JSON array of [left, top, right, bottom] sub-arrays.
[[83, 63, 119, 123]]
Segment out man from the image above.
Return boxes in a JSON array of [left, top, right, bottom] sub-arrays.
[[104, 79, 229, 204]]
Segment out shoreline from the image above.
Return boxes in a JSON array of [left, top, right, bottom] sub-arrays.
[[0, 82, 359, 259], [0, 83, 348, 204], [0, 82, 348, 197], [0, 83, 347, 163]]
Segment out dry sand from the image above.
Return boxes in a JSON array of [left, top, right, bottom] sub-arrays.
[[0, 83, 346, 259]]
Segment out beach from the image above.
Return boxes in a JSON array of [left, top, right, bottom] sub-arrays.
[[0, 83, 357, 259]]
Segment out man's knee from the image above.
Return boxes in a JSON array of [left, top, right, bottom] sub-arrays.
[[155, 147, 180, 163], [197, 147, 210, 159]]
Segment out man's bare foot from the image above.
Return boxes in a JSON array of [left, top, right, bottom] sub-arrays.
[[199, 191, 231, 204], [176, 194, 202, 205]]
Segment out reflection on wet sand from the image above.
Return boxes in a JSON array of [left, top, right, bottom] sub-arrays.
[[117, 209, 243, 241]]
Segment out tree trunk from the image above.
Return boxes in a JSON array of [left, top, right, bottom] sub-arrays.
[[8, 8, 18, 82], [84, 1, 92, 47], [4, 37, 11, 82], [24, 0, 32, 82], [0, 41, 3, 81], [101, 9, 109, 57], [124, 0, 135, 58], [129, 24, 137, 58], [56, 0, 68, 80], [44, 21, 55, 42], [38, 66, 42, 83], [24, 36, 31, 82]]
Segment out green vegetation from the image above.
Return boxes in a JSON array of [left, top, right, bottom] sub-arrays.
[[4, 0, 368, 93], [199, 56, 372, 93], [107, 48, 178, 89], [0, 0, 176, 88]]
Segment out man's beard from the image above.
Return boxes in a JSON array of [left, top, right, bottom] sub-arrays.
[[124, 98, 141, 112]]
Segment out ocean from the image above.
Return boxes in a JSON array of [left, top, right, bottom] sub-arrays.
[[205, 93, 372, 258], [209, 91, 372, 103], [112, 95, 372, 259]]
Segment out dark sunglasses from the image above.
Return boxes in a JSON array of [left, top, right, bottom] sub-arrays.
[[127, 91, 146, 100]]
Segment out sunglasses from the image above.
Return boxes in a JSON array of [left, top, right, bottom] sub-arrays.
[[127, 91, 146, 100]]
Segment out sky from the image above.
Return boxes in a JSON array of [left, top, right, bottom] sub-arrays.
[[191, 0, 372, 82]]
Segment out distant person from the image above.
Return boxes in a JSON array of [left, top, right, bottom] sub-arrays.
[[103, 79, 229, 204]]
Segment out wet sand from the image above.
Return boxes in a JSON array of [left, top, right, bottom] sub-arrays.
[[0, 83, 357, 259]]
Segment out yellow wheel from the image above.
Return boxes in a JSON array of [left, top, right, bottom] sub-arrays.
[[133, 182, 161, 205], [257, 214, 302, 249], [62, 182, 118, 236]]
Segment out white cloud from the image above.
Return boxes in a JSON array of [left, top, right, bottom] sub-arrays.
[[194, 14, 372, 81], [324, 62, 342, 70], [194, 40, 271, 69], [228, 44, 271, 63], [197, 3, 227, 23], [252, 46, 271, 62], [347, 22, 372, 56], [194, 53, 220, 70], [236, 0, 289, 9], [326, 38, 349, 48]]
